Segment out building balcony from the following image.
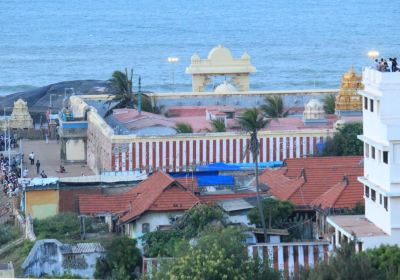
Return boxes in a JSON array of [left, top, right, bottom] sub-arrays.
[[58, 114, 88, 138]]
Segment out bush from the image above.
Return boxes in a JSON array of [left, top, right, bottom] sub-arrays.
[[141, 230, 183, 257], [365, 245, 400, 280], [0, 224, 19, 247], [34, 213, 108, 241], [95, 236, 142, 280], [34, 213, 81, 241]]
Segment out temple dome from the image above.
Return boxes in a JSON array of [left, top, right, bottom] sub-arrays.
[[214, 81, 237, 93], [207, 45, 233, 64], [303, 99, 325, 120]]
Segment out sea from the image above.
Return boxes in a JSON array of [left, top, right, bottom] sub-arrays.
[[1, 0, 399, 96]]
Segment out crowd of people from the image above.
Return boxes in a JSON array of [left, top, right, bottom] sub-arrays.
[[1, 154, 21, 197], [375, 57, 399, 72], [0, 134, 17, 151]]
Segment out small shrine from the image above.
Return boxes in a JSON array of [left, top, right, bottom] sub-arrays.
[[335, 68, 363, 115], [9, 99, 34, 129], [303, 99, 327, 125], [186, 45, 256, 92]]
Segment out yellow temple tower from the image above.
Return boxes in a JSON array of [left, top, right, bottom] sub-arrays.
[[335, 68, 364, 115]]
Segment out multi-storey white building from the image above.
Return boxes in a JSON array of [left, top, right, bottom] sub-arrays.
[[328, 67, 400, 250]]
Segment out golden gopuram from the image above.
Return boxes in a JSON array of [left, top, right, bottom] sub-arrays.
[[335, 67, 364, 114]]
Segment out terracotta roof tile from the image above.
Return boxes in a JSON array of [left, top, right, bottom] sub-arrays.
[[78, 171, 200, 223], [259, 156, 363, 209]]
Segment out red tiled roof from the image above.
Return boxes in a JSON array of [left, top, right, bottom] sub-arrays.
[[78, 171, 200, 223], [175, 177, 199, 193], [259, 156, 363, 209]]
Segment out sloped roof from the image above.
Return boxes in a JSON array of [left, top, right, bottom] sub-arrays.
[[60, 243, 105, 254], [259, 156, 363, 209], [78, 171, 200, 224]]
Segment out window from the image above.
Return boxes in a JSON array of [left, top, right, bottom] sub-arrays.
[[371, 146, 375, 159], [383, 151, 389, 164], [365, 186, 370, 198], [365, 143, 370, 158], [370, 99, 374, 112], [364, 97, 368, 110], [371, 189, 376, 201], [384, 197, 388, 211], [142, 223, 150, 234], [379, 194, 382, 205]]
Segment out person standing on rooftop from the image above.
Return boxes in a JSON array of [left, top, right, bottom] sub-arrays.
[[36, 160, 40, 175]]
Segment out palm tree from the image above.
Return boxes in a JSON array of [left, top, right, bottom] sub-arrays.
[[323, 94, 336, 114], [105, 68, 134, 117], [237, 108, 270, 241], [175, 123, 193, 133], [211, 118, 226, 132], [260, 95, 289, 118]]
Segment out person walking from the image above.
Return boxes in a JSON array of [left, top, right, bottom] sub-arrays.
[[29, 152, 35, 165], [36, 160, 40, 175]]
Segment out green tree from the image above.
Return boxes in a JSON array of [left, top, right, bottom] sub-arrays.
[[322, 122, 363, 156], [247, 198, 295, 229], [211, 118, 226, 132], [261, 95, 289, 118], [175, 123, 193, 133], [323, 94, 336, 114], [237, 108, 270, 241], [177, 204, 226, 238], [154, 227, 281, 280], [105, 69, 134, 117], [141, 230, 183, 257], [141, 204, 226, 258], [95, 236, 142, 280], [304, 240, 379, 280], [365, 245, 400, 280]]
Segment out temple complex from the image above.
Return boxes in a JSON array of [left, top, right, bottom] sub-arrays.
[[186, 45, 256, 92], [335, 68, 363, 115]]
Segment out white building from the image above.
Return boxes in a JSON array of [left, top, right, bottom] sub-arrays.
[[327, 67, 400, 250]]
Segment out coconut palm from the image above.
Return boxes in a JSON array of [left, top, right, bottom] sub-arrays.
[[237, 108, 270, 241], [105, 68, 134, 117], [175, 123, 193, 133], [261, 95, 289, 118], [323, 94, 336, 114], [211, 118, 226, 132]]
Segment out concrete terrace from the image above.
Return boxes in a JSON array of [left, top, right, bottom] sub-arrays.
[[20, 140, 94, 178]]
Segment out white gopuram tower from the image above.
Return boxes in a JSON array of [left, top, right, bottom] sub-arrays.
[[327, 67, 400, 250]]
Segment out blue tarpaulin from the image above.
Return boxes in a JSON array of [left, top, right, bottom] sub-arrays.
[[197, 175, 235, 186], [197, 161, 283, 172]]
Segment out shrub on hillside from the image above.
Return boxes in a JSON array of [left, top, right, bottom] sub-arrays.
[[34, 213, 108, 241], [0, 224, 19, 246]]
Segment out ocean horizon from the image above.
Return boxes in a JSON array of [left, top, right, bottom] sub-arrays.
[[1, 0, 399, 96]]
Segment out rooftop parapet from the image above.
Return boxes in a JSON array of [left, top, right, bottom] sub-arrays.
[[362, 67, 400, 94]]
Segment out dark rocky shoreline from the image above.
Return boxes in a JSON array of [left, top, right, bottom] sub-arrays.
[[0, 80, 113, 114]]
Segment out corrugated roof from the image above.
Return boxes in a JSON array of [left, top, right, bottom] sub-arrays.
[[60, 243, 105, 254], [217, 198, 254, 212]]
